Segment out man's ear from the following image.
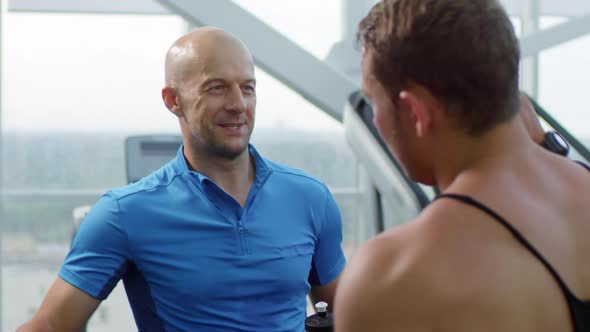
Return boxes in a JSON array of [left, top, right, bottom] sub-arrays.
[[399, 89, 432, 137], [162, 86, 183, 117]]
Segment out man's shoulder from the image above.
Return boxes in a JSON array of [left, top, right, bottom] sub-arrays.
[[108, 161, 184, 201], [338, 221, 426, 296], [344, 220, 434, 284], [335, 222, 440, 328], [336, 209, 493, 329], [416, 198, 506, 273], [339, 204, 493, 302]]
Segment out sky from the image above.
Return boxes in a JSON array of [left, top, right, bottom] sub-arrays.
[[2, 0, 590, 138]]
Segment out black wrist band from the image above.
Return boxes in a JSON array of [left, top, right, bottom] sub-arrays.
[[540, 131, 569, 156]]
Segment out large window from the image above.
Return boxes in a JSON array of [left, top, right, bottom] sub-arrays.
[[2, 12, 185, 331], [538, 17, 590, 142], [1, 8, 361, 331]]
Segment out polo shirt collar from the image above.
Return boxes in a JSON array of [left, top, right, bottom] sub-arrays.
[[172, 144, 271, 185]]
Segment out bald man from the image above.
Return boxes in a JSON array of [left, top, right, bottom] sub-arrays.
[[18, 27, 345, 332]]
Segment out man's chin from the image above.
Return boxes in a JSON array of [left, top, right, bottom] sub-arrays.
[[404, 165, 436, 186], [212, 141, 249, 159]]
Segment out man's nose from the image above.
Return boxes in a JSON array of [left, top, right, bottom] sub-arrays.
[[224, 85, 247, 113]]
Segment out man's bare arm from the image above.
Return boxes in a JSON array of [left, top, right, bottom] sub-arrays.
[[17, 277, 100, 332]]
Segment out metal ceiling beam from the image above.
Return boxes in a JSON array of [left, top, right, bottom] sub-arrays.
[[7, 0, 590, 18], [156, 0, 357, 122], [520, 12, 590, 57], [7, 0, 171, 15]]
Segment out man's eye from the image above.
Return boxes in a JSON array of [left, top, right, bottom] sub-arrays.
[[210, 85, 225, 91], [242, 86, 255, 93]]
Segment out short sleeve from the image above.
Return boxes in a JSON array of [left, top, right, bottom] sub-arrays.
[[58, 192, 130, 300], [308, 188, 346, 285]]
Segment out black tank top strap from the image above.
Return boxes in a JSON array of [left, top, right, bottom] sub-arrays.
[[571, 160, 590, 331], [434, 194, 571, 294], [575, 161, 590, 172]]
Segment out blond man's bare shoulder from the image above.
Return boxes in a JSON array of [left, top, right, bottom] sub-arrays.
[[334, 198, 503, 332]]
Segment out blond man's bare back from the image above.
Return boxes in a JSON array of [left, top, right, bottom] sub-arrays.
[[335, 147, 590, 332]]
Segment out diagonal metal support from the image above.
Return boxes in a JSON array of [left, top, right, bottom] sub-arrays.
[[520, 12, 590, 57], [156, 0, 358, 122]]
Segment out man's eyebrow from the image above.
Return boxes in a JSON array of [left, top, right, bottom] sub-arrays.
[[200, 77, 226, 87], [200, 77, 256, 87]]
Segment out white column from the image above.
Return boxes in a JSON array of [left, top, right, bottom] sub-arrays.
[[344, 0, 381, 244], [520, 0, 540, 98], [356, 165, 379, 247], [0, 0, 5, 329], [0, 0, 5, 327], [342, 0, 373, 42]]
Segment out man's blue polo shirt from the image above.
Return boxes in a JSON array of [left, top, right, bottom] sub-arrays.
[[59, 145, 346, 332]]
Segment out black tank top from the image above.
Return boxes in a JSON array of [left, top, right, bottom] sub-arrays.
[[434, 162, 590, 332]]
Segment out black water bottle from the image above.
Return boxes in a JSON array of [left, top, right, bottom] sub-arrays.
[[305, 301, 333, 331]]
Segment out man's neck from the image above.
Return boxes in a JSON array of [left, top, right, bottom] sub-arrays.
[[432, 119, 533, 192], [184, 145, 255, 206]]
